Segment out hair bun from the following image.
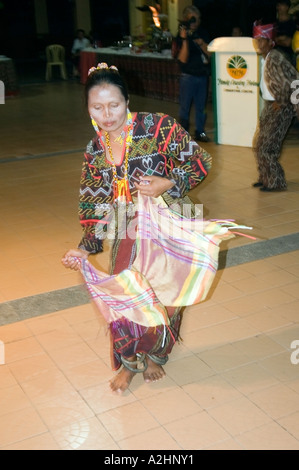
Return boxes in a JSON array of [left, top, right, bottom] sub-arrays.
[[88, 62, 119, 76]]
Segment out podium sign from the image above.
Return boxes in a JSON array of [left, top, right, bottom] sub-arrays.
[[208, 37, 260, 147]]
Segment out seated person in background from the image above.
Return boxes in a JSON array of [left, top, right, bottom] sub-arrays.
[[275, 0, 297, 65], [71, 29, 91, 77]]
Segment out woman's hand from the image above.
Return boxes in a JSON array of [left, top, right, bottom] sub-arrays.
[[134, 175, 175, 198], [61, 248, 89, 271]]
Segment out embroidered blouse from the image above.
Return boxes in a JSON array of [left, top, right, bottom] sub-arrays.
[[78, 112, 212, 253]]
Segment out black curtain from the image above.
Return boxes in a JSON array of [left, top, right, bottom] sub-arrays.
[[0, 0, 36, 58], [194, 0, 277, 38], [90, 0, 130, 47], [46, 0, 75, 56], [0, 0, 75, 59]]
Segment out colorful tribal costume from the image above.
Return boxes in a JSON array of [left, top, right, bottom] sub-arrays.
[[78, 112, 212, 370], [253, 23, 299, 190]]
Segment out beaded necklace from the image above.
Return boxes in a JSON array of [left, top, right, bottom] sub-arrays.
[[104, 111, 133, 204]]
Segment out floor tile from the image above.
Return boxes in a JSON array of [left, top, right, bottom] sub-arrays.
[[222, 363, 279, 394], [260, 352, 299, 382], [97, 401, 160, 442], [197, 343, 252, 372], [236, 422, 299, 450], [207, 397, 271, 436], [79, 381, 136, 415], [141, 387, 202, 425], [278, 411, 299, 441], [50, 416, 119, 450], [165, 355, 214, 386], [182, 375, 243, 409], [119, 426, 182, 450], [63, 359, 112, 390], [1, 433, 61, 450], [249, 383, 299, 420], [4, 337, 45, 364], [20, 369, 76, 405], [8, 353, 57, 383], [164, 411, 231, 449], [0, 407, 47, 448], [34, 391, 95, 430]]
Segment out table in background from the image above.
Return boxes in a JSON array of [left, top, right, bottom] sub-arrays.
[[80, 47, 180, 102], [0, 57, 19, 97]]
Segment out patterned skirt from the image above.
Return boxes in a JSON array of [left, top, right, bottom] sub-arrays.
[[109, 224, 182, 371]]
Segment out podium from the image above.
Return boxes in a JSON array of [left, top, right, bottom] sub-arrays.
[[208, 37, 260, 147]]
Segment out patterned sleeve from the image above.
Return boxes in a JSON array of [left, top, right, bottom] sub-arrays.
[[158, 116, 212, 198], [266, 49, 299, 106], [77, 149, 105, 254]]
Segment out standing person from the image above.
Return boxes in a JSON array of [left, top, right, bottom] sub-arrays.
[[174, 5, 211, 142], [61, 63, 212, 393], [252, 22, 299, 192]]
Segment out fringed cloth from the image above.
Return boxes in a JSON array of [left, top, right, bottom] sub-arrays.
[[77, 194, 254, 370]]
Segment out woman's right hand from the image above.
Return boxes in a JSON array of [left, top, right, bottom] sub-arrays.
[[61, 248, 89, 271]]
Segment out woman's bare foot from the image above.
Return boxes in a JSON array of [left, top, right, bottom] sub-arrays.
[[109, 355, 139, 393], [109, 367, 136, 393], [143, 357, 166, 383]]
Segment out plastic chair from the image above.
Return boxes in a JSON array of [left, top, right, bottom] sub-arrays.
[[45, 44, 67, 81]]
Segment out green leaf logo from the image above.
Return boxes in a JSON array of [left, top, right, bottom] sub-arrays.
[[226, 55, 247, 79]]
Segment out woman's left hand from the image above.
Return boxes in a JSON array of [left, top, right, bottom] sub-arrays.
[[134, 175, 175, 198]]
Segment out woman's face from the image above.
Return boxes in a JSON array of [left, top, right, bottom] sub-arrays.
[[88, 83, 128, 133]]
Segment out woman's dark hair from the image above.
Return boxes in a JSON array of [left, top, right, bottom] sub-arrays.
[[85, 67, 129, 105]]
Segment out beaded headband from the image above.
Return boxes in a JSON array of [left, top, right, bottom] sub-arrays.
[[88, 62, 118, 76]]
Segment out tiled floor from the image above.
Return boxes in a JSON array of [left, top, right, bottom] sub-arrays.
[[0, 80, 299, 450]]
